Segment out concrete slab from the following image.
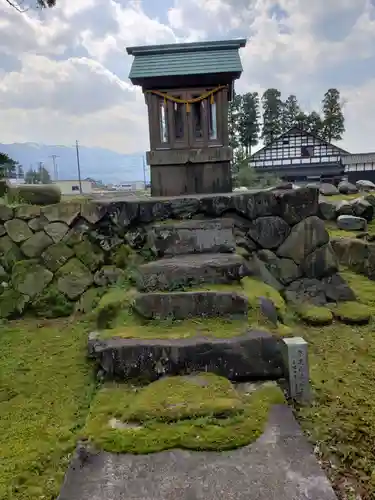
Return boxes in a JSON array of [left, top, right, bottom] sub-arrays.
[[57, 405, 337, 500]]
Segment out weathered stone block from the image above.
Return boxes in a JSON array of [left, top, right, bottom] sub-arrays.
[[28, 215, 49, 231], [338, 180, 358, 194], [276, 187, 319, 225], [169, 197, 200, 219], [21, 231, 53, 258], [42, 243, 74, 272], [244, 254, 284, 291], [350, 197, 374, 221], [0, 235, 23, 270], [256, 250, 301, 286], [81, 202, 108, 224], [88, 329, 284, 381], [15, 205, 41, 220], [335, 200, 353, 217], [44, 221, 69, 243], [284, 278, 327, 306], [74, 239, 105, 271], [57, 258, 93, 299], [277, 216, 329, 264], [232, 190, 279, 219], [318, 200, 337, 221], [137, 254, 247, 292], [0, 225, 6, 237], [149, 219, 235, 257], [42, 202, 81, 224], [63, 218, 91, 247], [133, 291, 249, 320], [319, 183, 339, 196], [301, 243, 338, 279], [0, 205, 13, 221], [321, 273, 356, 302], [5, 218, 33, 243], [331, 237, 369, 276], [12, 260, 53, 299], [247, 216, 290, 250]]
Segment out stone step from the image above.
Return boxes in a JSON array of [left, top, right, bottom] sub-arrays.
[[88, 329, 284, 381], [133, 290, 248, 320], [148, 219, 235, 257], [136, 253, 247, 292]]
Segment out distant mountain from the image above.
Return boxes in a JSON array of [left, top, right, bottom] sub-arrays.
[[0, 143, 149, 184]]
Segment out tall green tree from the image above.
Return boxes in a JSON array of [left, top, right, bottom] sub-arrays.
[[261, 88, 283, 145], [306, 111, 324, 136], [281, 94, 301, 132], [228, 91, 243, 173], [0, 152, 17, 179], [4, 0, 55, 12], [238, 92, 260, 156], [321, 88, 345, 142]]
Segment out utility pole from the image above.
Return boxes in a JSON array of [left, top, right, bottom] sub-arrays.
[[142, 154, 147, 188], [75, 140, 83, 194], [38, 161, 43, 183], [49, 154, 59, 181]]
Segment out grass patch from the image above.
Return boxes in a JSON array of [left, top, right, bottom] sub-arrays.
[[297, 269, 375, 497], [95, 278, 291, 340], [324, 190, 375, 202], [0, 317, 96, 500], [83, 379, 285, 454]]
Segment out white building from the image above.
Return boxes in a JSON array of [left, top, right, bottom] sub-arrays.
[[112, 181, 146, 191], [52, 179, 93, 195], [342, 152, 375, 184]]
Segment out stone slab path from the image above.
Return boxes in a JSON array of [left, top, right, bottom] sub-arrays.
[[57, 405, 337, 500]]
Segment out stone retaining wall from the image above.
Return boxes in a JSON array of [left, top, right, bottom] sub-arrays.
[[0, 187, 345, 318]]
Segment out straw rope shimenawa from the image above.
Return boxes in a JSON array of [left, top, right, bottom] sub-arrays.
[[145, 84, 228, 112]]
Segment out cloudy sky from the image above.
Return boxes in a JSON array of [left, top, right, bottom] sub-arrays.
[[1, 0, 375, 155]]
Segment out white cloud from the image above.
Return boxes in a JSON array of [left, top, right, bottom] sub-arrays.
[[0, 0, 375, 158]]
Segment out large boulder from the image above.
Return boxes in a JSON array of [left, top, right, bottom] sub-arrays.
[[319, 183, 339, 196], [350, 197, 374, 221], [276, 216, 329, 264], [336, 215, 367, 232], [338, 181, 358, 195], [256, 249, 301, 286], [4, 218, 33, 243], [335, 200, 354, 217], [330, 237, 368, 275], [56, 258, 93, 299], [28, 216, 49, 231], [93, 266, 125, 287], [20, 231, 53, 258], [0, 235, 23, 270], [283, 278, 327, 306], [356, 179, 375, 191], [42, 202, 81, 224], [301, 243, 339, 279], [12, 260, 53, 299], [73, 239, 105, 271], [275, 187, 319, 225], [318, 199, 337, 221], [247, 216, 290, 249], [15, 205, 41, 220], [321, 274, 356, 302], [9, 184, 61, 205]]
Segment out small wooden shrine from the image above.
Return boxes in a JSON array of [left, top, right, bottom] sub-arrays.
[[126, 39, 247, 197]]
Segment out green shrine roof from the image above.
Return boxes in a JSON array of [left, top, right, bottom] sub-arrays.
[[126, 39, 247, 84]]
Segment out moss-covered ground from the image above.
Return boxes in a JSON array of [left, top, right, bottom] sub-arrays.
[[2, 268, 375, 498], [82, 378, 285, 454], [0, 317, 96, 500], [325, 220, 375, 239], [323, 190, 375, 202]]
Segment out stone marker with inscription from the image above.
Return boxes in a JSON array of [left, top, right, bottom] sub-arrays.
[[281, 337, 311, 404]]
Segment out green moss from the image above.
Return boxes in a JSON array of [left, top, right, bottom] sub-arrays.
[[110, 244, 136, 270], [331, 302, 371, 325], [75, 287, 106, 314], [94, 288, 137, 329], [31, 284, 74, 318], [297, 306, 333, 326], [128, 374, 243, 422], [83, 380, 285, 454], [241, 277, 286, 313], [0, 318, 95, 499], [0, 288, 29, 318]]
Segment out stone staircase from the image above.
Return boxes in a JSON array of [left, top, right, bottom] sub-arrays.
[[88, 218, 285, 382]]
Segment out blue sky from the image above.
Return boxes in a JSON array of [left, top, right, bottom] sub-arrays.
[[1, 0, 375, 155]]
